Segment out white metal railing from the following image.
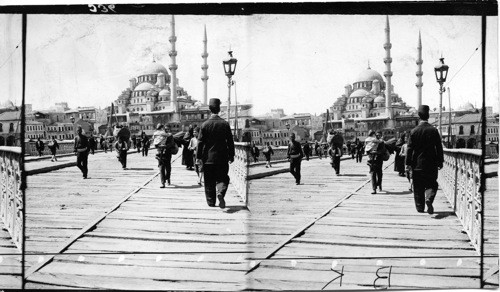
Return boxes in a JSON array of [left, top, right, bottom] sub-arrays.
[[0, 146, 22, 250], [438, 148, 482, 252], [229, 142, 250, 204]]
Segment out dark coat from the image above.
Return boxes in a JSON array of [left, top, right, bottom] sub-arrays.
[[196, 114, 235, 165], [287, 140, 304, 160], [406, 121, 444, 173]]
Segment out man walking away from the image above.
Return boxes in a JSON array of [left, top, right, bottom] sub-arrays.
[[287, 133, 304, 185], [115, 136, 129, 170], [48, 138, 59, 162], [303, 142, 310, 161], [330, 130, 344, 176], [356, 141, 364, 163], [88, 135, 96, 155], [153, 124, 173, 188], [263, 142, 274, 168], [36, 137, 44, 157], [74, 126, 90, 179], [406, 105, 444, 214], [251, 142, 260, 163], [365, 130, 382, 194], [196, 98, 235, 208], [141, 133, 150, 157]]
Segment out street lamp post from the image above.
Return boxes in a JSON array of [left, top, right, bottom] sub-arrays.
[[434, 57, 449, 140], [222, 50, 237, 125]]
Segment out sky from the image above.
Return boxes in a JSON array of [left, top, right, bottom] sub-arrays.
[[0, 13, 498, 117]]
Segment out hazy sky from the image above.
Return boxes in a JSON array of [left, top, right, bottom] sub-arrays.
[[0, 14, 22, 107], [1, 13, 497, 116]]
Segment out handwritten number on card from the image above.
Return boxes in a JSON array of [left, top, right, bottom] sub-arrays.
[[88, 4, 116, 13]]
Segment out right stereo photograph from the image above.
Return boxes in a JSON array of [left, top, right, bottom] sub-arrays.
[[245, 14, 499, 290]]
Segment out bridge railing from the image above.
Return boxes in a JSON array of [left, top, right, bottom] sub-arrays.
[[0, 146, 22, 250], [229, 142, 251, 205], [439, 148, 482, 252]]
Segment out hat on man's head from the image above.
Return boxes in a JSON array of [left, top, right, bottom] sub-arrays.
[[418, 105, 430, 120], [209, 98, 221, 108]]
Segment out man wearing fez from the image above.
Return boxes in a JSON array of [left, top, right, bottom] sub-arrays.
[[196, 98, 235, 208], [406, 105, 444, 214], [74, 125, 90, 179]]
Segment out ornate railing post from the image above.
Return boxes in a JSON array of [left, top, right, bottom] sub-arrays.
[[0, 146, 23, 250], [229, 142, 251, 205], [438, 148, 482, 252]]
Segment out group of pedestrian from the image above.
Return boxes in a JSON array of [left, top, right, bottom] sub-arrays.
[[148, 98, 234, 209]]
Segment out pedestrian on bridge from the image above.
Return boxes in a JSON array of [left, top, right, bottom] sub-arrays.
[[328, 130, 344, 176], [141, 132, 150, 157], [74, 126, 90, 179], [196, 98, 235, 208], [154, 124, 176, 188], [303, 142, 310, 161], [287, 133, 304, 185], [189, 127, 203, 186], [136, 135, 142, 154], [356, 140, 364, 163], [251, 142, 260, 163], [35, 137, 44, 157], [88, 135, 96, 155], [406, 105, 444, 214], [365, 130, 385, 194], [48, 138, 59, 162], [263, 142, 274, 168], [314, 141, 322, 159], [182, 125, 195, 170], [115, 136, 130, 170], [102, 138, 109, 153]]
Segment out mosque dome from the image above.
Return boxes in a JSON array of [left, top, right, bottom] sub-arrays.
[[354, 68, 384, 83], [159, 89, 170, 96], [409, 107, 418, 113], [134, 82, 155, 91], [374, 96, 385, 103], [460, 102, 475, 111], [350, 89, 370, 98], [140, 61, 169, 77]]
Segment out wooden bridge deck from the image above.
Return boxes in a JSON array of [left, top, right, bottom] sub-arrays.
[[0, 228, 21, 289], [20, 151, 497, 289], [246, 157, 496, 290], [25, 151, 248, 290]]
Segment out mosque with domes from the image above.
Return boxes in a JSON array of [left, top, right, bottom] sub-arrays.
[[111, 16, 211, 136], [326, 16, 421, 142]]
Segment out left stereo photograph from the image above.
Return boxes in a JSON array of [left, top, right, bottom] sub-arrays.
[[0, 13, 23, 290]]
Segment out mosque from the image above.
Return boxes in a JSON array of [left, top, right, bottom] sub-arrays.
[[327, 16, 420, 141], [111, 16, 211, 136]]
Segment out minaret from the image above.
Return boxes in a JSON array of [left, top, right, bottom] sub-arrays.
[[169, 15, 178, 113], [383, 15, 393, 119], [201, 25, 209, 105], [415, 31, 423, 108]]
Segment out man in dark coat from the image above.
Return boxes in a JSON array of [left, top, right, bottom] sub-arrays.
[[196, 98, 235, 208], [406, 105, 444, 214], [35, 137, 44, 157], [330, 130, 344, 176], [303, 142, 310, 161], [287, 133, 304, 185], [74, 126, 90, 179]]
